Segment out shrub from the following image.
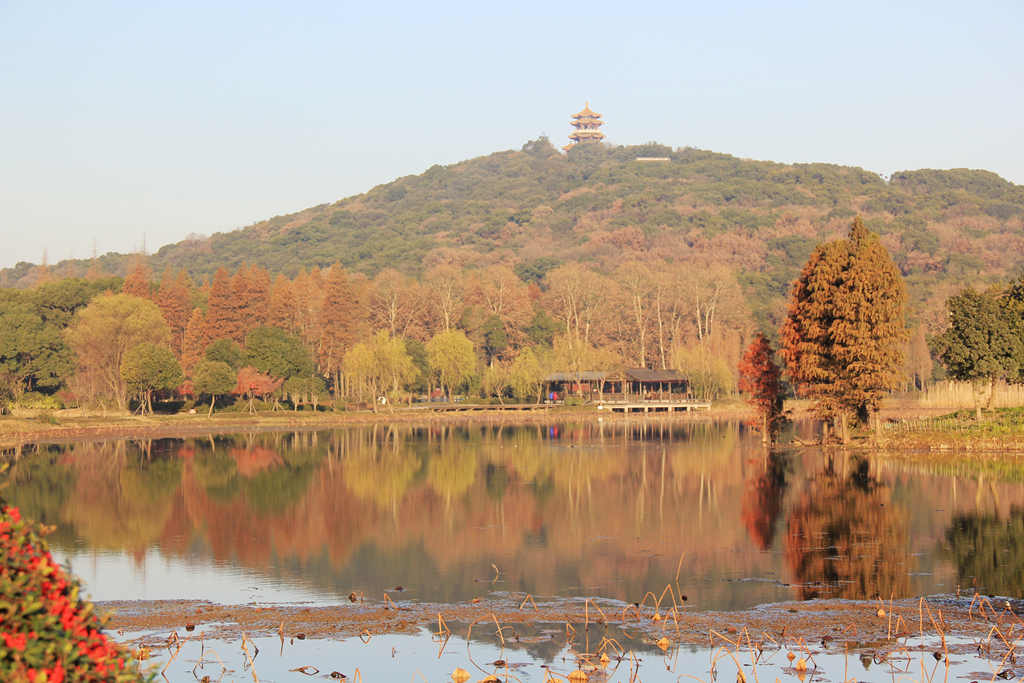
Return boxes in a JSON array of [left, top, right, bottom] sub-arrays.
[[14, 393, 64, 411], [0, 502, 143, 682]]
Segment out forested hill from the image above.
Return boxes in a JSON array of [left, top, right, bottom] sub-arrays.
[[7, 138, 1024, 328]]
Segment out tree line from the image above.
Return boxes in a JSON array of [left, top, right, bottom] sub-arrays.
[[0, 255, 756, 413], [3, 216, 1020, 421]]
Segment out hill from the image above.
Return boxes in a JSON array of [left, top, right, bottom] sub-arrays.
[[6, 138, 1024, 331]]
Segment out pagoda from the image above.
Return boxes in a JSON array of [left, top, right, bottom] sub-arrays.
[[564, 102, 605, 151]]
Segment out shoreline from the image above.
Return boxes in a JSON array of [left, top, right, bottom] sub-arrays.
[[0, 404, 755, 448], [3, 402, 1023, 453]]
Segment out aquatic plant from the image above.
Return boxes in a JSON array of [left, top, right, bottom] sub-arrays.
[[0, 502, 143, 682]]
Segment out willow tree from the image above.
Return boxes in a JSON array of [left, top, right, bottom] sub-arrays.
[[780, 218, 906, 442]]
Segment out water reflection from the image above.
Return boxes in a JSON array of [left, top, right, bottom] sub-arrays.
[[944, 506, 1024, 597], [785, 456, 910, 600], [5, 422, 1024, 609]]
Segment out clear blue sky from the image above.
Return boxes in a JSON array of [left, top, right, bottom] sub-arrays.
[[1, 0, 1021, 268]]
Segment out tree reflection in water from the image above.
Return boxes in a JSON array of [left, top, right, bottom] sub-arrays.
[[741, 450, 789, 551], [785, 456, 911, 600], [11, 425, 1024, 609], [945, 506, 1024, 597]]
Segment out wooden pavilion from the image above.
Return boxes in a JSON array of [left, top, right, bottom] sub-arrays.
[[544, 368, 689, 402]]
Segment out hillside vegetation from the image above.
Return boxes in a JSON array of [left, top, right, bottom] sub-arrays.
[[6, 138, 1024, 332]]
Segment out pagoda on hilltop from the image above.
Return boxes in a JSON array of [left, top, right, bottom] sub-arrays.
[[564, 102, 605, 151]]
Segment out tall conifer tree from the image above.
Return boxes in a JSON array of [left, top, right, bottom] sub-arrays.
[[157, 269, 192, 357], [780, 217, 906, 441], [205, 267, 245, 344], [181, 307, 208, 375], [122, 261, 153, 299], [318, 265, 364, 398]]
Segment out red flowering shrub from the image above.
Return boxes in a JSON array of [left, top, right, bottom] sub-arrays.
[[0, 502, 144, 682]]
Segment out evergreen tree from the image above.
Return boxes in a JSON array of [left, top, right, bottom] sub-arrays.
[[205, 338, 245, 370], [245, 326, 313, 380], [932, 288, 1023, 419]]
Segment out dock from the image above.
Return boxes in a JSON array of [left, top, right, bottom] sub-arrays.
[[408, 403, 555, 412], [597, 400, 711, 414]]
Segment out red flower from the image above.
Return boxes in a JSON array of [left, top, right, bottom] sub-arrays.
[[3, 632, 27, 651]]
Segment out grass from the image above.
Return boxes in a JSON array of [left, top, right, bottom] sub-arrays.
[[919, 380, 1024, 410], [879, 406, 1024, 452]]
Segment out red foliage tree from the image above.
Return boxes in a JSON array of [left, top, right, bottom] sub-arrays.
[[738, 332, 784, 442], [232, 366, 283, 413]]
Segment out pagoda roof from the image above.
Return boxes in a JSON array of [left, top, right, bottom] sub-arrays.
[[572, 102, 602, 119]]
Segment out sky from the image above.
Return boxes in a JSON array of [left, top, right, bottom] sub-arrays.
[[1, 0, 1021, 268]]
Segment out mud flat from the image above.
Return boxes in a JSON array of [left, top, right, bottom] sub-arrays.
[[104, 594, 1024, 682]]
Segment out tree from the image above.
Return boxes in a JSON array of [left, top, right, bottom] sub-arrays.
[[780, 218, 906, 441], [424, 264, 465, 333], [738, 333, 784, 442], [508, 346, 548, 403], [156, 269, 192, 357], [180, 308, 208, 375], [120, 342, 183, 415], [121, 261, 153, 299], [343, 331, 417, 409], [932, 288, 1023, 419], [232, 366, 283, 414], [426, 329, 477, 401], [482, 361, 511, 403], [904, 325, 933, 391], [282, 375, 327, 411], [318, 266, 364, 398], [479, 315, 509, 364], [267, 274, 298, 333], [204, 267, 244, 344], [245, 326, 314, 380], [65, 294, 171, 409], [205, 338, 245, 370], [0, 296, 72, 401], [192, 359, 237, 416], [525, 309, 559, 347]]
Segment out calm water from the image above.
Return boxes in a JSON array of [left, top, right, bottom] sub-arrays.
[[5, 421, 1024, 611]]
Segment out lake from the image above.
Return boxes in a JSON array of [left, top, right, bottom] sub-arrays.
[[6, 420, 1023, 610]]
